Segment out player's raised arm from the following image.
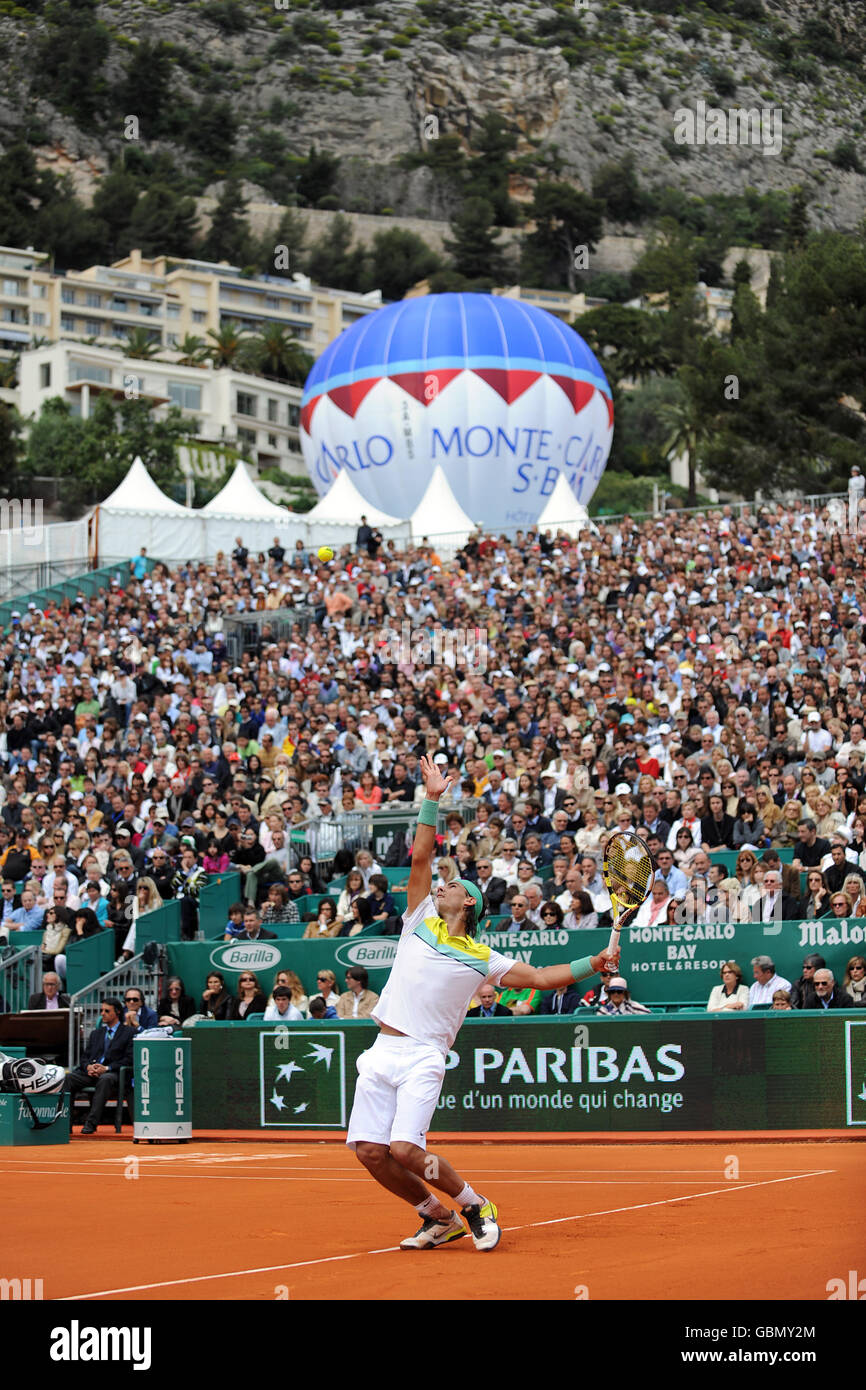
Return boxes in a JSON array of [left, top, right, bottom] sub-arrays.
[[497, 948, 620, 994], [407, 755, 455, 915]]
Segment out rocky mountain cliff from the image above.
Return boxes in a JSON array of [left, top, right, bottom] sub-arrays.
[[0, 0, 863, 234]]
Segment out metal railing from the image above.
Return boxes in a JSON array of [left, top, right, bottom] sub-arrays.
[[223, 605, 318, 667], [399, 492, 853, 537], [292, 800, 481, 881], [67, 949, 163, 1070], [0, 943, 41, 1014], [589, 492, 850, 525]]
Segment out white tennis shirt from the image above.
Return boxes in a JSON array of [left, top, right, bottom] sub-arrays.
[[372, 895, 518, 1056]]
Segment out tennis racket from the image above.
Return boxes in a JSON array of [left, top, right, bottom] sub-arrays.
[[602, 830, 657, 960]]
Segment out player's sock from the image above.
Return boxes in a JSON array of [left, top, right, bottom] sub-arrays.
[[415, 1194, 448, 1218], [455, 1182, 483, 1208]]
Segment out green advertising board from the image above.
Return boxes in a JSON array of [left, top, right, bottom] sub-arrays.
[[186, 1013, 864, 1133], [0, 1092, 71, 1146], [845, 1019, 866, 1126], [258, 1029, 347, 1128], [167, 918, 866, 1010]]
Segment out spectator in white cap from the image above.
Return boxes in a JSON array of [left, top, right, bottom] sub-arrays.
[[596, 976, 651, 1015], [802, 711, 833, 757]]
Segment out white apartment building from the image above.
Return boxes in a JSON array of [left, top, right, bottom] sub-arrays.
[[0, 246, 52, 357], [17, 340, 304, 469], [0, 244, 381, 362], [492, 284, 589, 320]]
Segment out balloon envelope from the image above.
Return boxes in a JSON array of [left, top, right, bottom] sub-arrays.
[[300, 293, 613, 529]]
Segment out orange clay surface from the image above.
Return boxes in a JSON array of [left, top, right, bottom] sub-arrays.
[[4, 1135, 864, 1302]]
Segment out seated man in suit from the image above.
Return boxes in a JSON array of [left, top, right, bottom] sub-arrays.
[[475, 858, 507, 916], [802, 968, 854, 1010], [121, 987, 159, 1032], [750, 870, 802, 923], [28, 971, 70, 1010], [64, 997, 135, 1133], [233, 907, 277, 941], [537, 982, 583, 1015], [466, 983, 513, 1018]]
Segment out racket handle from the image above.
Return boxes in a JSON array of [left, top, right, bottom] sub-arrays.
[[607, 925, 621, 957]]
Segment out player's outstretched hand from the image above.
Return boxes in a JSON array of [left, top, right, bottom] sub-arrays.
[[591, 947, 620, 975], [419, 753, 455, 801]]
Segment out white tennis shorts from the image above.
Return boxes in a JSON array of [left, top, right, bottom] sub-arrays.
[[346, 1032, 446, 1151]]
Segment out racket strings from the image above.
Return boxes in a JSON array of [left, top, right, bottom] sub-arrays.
[[603, 833, 655, 908]]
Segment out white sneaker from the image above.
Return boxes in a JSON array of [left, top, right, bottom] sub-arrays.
[[400, 1210, 466, 1250], [461, 1198, 501, 1251]]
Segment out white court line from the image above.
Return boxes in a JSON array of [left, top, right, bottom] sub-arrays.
[[0, 1155, 837, 1174], [56, 1168, 835, 1300], [93, 1153, 307, 1165], [0, 1162, 834, 1186], [0, 1169, 813, 1186]]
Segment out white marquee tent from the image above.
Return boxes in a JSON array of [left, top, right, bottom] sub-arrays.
[[409, 465, 478, 554], [15, 457, 601, 577], [201, 460, 307, 556], [93, 456, 198, 563], [91, 457, 309, 563], [535, 474, 597, 539], [305, 470, 410, 550]]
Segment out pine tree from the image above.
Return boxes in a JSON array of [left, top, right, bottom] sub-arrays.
[[200, 179, 251, 265], [444, 197, 506, 284]]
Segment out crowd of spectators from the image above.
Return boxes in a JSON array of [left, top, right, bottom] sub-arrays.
[[2, 494, 866, 1019]]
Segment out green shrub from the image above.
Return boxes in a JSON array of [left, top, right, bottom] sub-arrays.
[[661, 133, 690, 160], [830, 139, 863, 173]]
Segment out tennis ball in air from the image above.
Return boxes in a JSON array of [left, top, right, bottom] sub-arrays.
[[317, 546, 335, 562]]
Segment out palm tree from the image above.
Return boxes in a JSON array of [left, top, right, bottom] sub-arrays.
[[659, 388, 707, 506], [0, 355, 20, 389], [175, 334, 208, 367], [207, 321, 248, 369], [246, 324, 313, 383], [124, 327, 161, 359], [615, 323, 672, 386]]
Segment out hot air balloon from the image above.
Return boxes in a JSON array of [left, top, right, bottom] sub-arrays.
[[300, 293, 613, 531]]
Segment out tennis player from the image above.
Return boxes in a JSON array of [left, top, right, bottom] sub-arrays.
[[347, 755, 620, 1251]]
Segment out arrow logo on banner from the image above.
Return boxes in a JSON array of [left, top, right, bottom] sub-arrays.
[[305, 1044, 334, 1071], [270, 1091, 286, 1111], [276, 1061, 305, 1082]]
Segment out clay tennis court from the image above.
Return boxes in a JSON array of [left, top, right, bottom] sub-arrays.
[[5, 1134, 865, 1301]]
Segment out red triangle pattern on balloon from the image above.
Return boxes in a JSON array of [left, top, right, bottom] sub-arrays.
[[550, 376, 595, 413], [472, 368, 542, 403], [299, 397, 321, 435], [326, 378, 380, 418], [389, 368, 463, 404], [302, 370, 616, 430]]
